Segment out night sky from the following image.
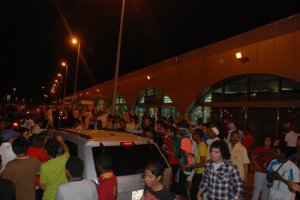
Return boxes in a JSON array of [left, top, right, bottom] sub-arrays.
[[1, 0, 300, 102]]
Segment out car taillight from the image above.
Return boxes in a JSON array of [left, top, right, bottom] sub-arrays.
[[120, 141, 135, 146]]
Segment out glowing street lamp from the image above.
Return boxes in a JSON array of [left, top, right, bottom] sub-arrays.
[[57, 73, 63, 104], [71, 38, 81, 96], [61, 61, 68, 100]]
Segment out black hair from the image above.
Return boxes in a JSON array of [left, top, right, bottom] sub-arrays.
[[66, 157, 84, 178], [276, 145, 294, 158], [261, 135, 272, 146], [29, 134, 44, 148], [97, 154, 113, 171], [44, 138, 60, 158], [12, 137, 29, 155], [168, 126, 177, 136], [194, 128, 203, 138], [210, 140, 231, 160], [144, 161, 164, 179]]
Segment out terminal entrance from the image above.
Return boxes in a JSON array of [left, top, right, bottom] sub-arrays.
[[134, 88, 177, 121], [189, 74, 300, 140]]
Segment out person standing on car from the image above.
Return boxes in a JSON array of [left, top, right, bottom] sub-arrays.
[[141, 161, 176, 200], [97, 154, 118, 200], [56, 156, 98, 200]]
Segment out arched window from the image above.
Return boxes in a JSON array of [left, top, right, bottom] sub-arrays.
[[189, 74, 300, 141], [134, 88, 177, 121]]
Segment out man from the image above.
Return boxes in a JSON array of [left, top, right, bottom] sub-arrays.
[[2, 137, 41, 200], [206, 127, 220, 159], [188, 128, 207, 200], [267, 145, 300, 200], [284, 122, 299, 154], [40, 135, 69, 200], [197, 140, 243, 200], [289, 136, 300, 199], [97, 154, 118, 200], [0, 129, 17, 172], [229, 131, 250, 185], [56, 156, 98, 200], [0, 154, 16, 200]]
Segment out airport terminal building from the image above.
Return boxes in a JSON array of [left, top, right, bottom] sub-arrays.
[[64, 13, 300, 137]]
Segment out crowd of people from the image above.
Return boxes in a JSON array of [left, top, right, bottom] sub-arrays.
[[0, 105, 300, 200]]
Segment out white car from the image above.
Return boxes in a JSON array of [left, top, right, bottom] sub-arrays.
[[53, 128, 172, 200]]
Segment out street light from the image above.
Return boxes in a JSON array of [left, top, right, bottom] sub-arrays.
[[57, 73, 63, 104], [71, 38, 80, 97], [61, 61, 68, 101], [112, 0, 126, 116]]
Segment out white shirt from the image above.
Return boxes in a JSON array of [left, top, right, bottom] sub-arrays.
[[285, 131, 299, 147], [268, 160, 300, 200], [56, 179, 98, 200], [0, 142, 17, 172]]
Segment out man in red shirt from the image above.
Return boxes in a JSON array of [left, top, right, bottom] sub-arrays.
[[97, 154, 117, 200]]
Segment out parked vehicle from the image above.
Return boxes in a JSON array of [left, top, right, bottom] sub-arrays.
[[52, 128, 172, 200]]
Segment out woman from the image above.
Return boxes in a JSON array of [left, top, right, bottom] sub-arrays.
[[251, 135, 275, 200], [141, 161, 175, 200]]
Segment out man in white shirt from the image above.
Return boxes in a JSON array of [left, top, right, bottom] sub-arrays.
[[0, 129, 18, 172], [267, 145, 300, 200], [284, 122, 299, 148], [56, 156, 98, 200]]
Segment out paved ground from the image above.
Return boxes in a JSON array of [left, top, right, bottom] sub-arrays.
[[244, 171, 254, 200]]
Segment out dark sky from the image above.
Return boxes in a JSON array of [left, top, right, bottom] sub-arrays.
[[1, 0, 300, 101]]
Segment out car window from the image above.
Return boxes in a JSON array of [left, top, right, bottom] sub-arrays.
[[92, 144, 168, 176]]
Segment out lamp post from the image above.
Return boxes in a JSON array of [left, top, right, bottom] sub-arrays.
[[71, 38, 80, 97], [112, 0, 126, 116], [61, 61, 68, 101], [57, 73, 63, 105], [54, 80, 59, 104]]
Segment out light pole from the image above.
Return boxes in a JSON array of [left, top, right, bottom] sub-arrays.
[[57, 73, 63, 105], [71, 38, 80, 97], [12, 88, 16, 102], [61, 61, 68, 101], [112, 0, 126, 116]]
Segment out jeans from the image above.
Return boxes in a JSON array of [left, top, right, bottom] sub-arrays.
[[252, 171, 269, 200]]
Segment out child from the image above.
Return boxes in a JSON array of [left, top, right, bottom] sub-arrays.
[[97, 154, 118, 200]]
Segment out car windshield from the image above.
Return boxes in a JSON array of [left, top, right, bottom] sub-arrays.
[[92, 144, 168, 176]]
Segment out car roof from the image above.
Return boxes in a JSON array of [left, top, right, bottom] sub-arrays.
[[57, 128, 151, 142]]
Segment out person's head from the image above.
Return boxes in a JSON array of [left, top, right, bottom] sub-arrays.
[[0, 129, 19, 143], [262, 135, 272, 148], [18, 127, 30, 140], [283, 122, 294, 133], [97, 154, 113, 173], [29, 134, 44, 148], [44, 138, 61, 158], [12, 137, 29, 156], [167, 126, 177, 138], [230, 131, 240, 145], [208, 127, 219, 139], [143, 117, 151, 127], [201, 123, 210, 134], [275, 145, 290, 161], [143, 161, 164, 188], [193, 128, 203, 143], [297, 136, 300, 149], [65, 157, 84, 180], [210, 140, 230, 163]]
